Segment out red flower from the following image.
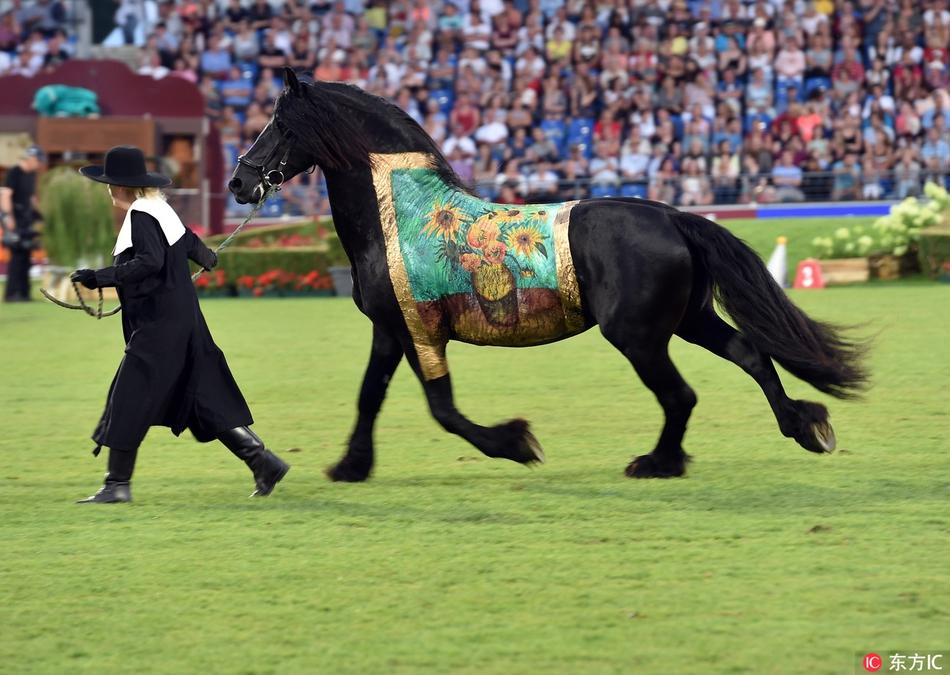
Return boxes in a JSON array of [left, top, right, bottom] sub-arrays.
[[195, 275, 210, 288], [253, 287, 264, 297], [237, 275, 255, 289]]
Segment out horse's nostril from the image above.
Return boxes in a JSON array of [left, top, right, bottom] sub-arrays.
[[228, 177, 242, 192]]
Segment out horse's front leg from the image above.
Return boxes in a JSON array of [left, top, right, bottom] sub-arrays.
[[407, 346, 545, 466], [326, 324, 403, 482]]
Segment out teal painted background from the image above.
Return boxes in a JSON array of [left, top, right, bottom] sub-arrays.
[[391, 169, 564, 303]]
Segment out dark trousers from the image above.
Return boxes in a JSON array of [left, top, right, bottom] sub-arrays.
[[3, 246, 31, 301]]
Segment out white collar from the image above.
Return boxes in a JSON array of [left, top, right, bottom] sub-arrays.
[[113, 197, 186, 256]]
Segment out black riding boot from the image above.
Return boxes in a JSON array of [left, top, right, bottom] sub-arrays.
[[218, 427, 290, 497], [77, 448, 136, 504]]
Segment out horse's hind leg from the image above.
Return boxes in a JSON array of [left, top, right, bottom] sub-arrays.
[[608, 336, 698, 478], [676, 308, 836, 454], [405, 348, 545, 466], [326, 324, 403, 482]]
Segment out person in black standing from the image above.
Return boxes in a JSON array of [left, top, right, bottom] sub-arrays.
[[71, 146, 290, 503], [1, 145, 45, 303]]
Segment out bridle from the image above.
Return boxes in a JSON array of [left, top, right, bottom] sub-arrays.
[[237, 131, 291, 192], [236, 119, 315, 192]]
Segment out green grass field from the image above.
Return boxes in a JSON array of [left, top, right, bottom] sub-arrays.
[[1, 218, 947, 674]]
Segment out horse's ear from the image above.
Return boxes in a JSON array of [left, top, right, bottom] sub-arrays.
[[283, 67, 301, 96]]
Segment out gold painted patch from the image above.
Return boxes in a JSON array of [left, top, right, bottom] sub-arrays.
[[552, 201, 584, 333], [371, 152, 448, 380]]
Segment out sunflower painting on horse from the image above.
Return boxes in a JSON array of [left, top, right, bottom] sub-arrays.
[[373, 152, 587, 377], [229, 68, 868, 482]]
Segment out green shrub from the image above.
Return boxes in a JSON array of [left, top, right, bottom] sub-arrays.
[[204, 220, 328, 247], [39, 166, 114, 267], [207, 218, 349, 271], [811, 182, 950, 260], [216, 246, 335, 280]]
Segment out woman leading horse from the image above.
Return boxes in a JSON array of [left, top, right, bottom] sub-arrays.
[[72, 146, 290, 503], [229, 69, 867, 482]]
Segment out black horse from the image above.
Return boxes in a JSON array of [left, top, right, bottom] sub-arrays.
[[229, 69, 867, 481]]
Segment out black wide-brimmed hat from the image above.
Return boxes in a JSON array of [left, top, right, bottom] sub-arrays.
[[80, 145, 171, 188]]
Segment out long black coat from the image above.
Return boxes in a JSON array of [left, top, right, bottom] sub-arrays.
[[91, 210, 252, 452]]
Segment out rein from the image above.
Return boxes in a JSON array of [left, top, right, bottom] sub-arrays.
[[40, 187, 275, 318]]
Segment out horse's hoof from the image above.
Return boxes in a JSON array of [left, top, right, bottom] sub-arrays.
[[493, 419, 545, 465], [811, 420, 836, 453], [325, 460, 371, 483], [523, 429, 545, 464], [624, 453, 688, 479]]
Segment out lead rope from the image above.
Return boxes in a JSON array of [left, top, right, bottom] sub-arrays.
[[191, 186, 275, 282], [40, 187, 275, 318]]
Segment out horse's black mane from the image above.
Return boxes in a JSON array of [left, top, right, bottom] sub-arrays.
[[276, 80, 470, 193]]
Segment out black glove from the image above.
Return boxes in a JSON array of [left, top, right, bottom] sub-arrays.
[[1, 230, 20, 248], [70, 269, 99, 290], [204, 249, 218, 271]]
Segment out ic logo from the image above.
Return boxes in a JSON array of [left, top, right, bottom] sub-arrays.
[[864, 653, 883, 672]]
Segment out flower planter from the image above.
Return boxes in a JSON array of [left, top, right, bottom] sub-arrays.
[[868, 251, 920, 280], [819, 258, 870, 285], [236, 287, 278, 297], [917, 226, 950, 278], [329, 266, 353, 298]]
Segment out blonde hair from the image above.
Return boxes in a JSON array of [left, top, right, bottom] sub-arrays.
[[109, 185, 166, 201], [132, 187, 166, 200]]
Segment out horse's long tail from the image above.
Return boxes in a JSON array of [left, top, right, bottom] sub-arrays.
[[669, 211, 869, 399]]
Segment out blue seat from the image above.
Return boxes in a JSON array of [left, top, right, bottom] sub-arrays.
[[223, 143, 240, 166], [804, 76, 832, 97], [540, 119, 567, 141], [670, 115, 684, 139], [262, 195, 285, 218], [430, 88, 454, 116], [540, 119, 567, 155], [590, 185, 617, 198], [576, 142, 593, 159], [620, 183, 648, 198], [568, 117, 594, 138], [566, 119, 593, 156], [774, 87, 790, 112], [237, 62, 259, 81], [879, 178, 895, 198]]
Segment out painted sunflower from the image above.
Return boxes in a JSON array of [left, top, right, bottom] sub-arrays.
[[423, 201, 464, 240], [506, 225, 545, 258], [526, 209, 549, 226], [495, 208, 525, 225]]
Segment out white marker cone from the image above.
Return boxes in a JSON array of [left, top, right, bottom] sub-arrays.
[[767, 236, 788, 288]]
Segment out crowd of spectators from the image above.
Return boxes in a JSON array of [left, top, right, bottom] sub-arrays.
[[3, 0, 950, 213]]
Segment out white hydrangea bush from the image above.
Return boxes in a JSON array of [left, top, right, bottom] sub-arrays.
[[812, 182, 950, 259]]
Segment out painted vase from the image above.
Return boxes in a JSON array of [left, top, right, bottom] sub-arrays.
[[472, 262, 518, 326]]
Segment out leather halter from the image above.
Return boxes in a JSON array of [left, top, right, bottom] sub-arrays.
[[237, 136, 291, 191]]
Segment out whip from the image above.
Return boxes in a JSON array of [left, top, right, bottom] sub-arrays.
[[40, 187, 275, 319]]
